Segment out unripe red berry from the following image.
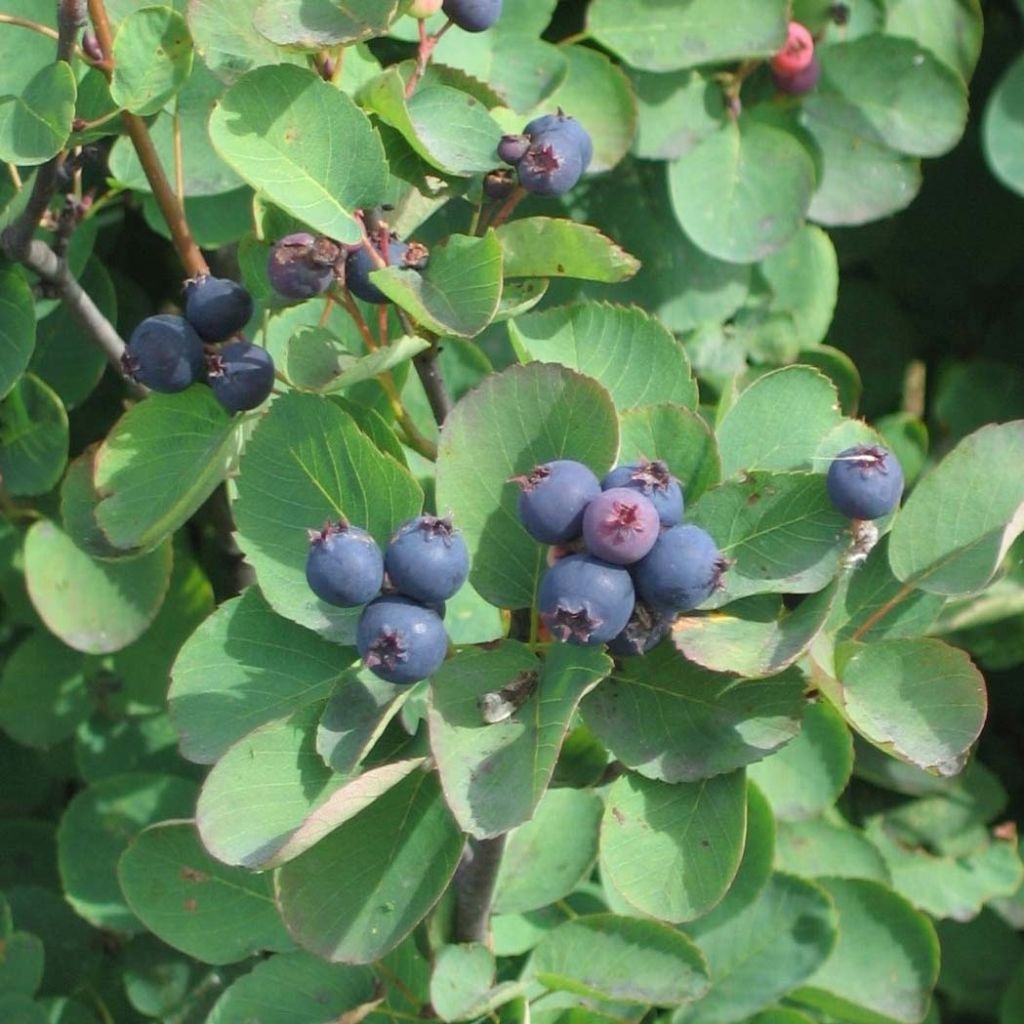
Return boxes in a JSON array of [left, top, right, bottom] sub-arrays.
[[772, 21, 815, 77]]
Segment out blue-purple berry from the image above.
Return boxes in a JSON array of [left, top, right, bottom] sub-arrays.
[[826, 444, 904, 521], [306, 520, 385, 607], [207, 341, 275, 413], [602, 460, 684, 527], [497, 134, 530, 165], [538, 554, 635, 646], [384, 514, 469, 604], [267, 233, 337, 301], [122, 314, 205, 393], [442, 0, 502, 32], [606, 601, 672, 658], [582, 487, 661, 565], [524, 111, 593, 172], [517, 136, 584, 197], [512, 460, 602, 545], [345, 240, 428, 305], [632, 524, 728, 613], [356, 595, 449, 684], [183, 275, 254, 343]]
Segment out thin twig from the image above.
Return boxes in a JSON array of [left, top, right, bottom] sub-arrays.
[[453, 835, 507, 945], [404, 18, 453, 98]]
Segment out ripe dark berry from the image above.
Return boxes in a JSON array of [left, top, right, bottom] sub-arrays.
[[511, 460, 601, 545], [306, 520, 385, 607], [517, 137, 584, 197], [384, 514, 470, 604], [497, 134, 530, 165], [122, 314, 205, 393], [483, 170, 516, 201], [607, 601, 671, 658], [773, 56, 821, 96], [345, 239, 428, 305], [772, 21, 815, 77], [632, 524, 728, 613], [183, 275, 254, 343], [267, 233, 338, 300], [524, 111, 593, 172], [601, 460, 684, 527], [357, 595, 449, 684], [582, 487, 661, 565], [538, 554, 635, 646], [442, 0, 502, 33], [207, 341, 275, 413], [826, 444, 904, 520]]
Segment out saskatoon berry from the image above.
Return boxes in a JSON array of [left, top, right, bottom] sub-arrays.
[[826, 444, 904, 520], [538, 554, 635, 647], [207, 341, 275, 414], [483, 170, 516, 201], [524, 111, 593, 173], [357, 595, 449, 684], [122, 314, 205, 393], [306, 520, 385, 607], [582, 487, 661, 565], [183, 275, 254, 343], [384, 514, 469, 604], [267, 233, 338, 300], [602, 459, 684, 527], [632, 524, 728, 613], [497, 134, 530, 165], [442, 0, 502, 33], [517, 137, 584, 197], [606, 601, 671, 658], [773, 55, 821, 96], [512, 459, 601, 545], [345, 240, 428, 305], [771, 21, 815, 77]]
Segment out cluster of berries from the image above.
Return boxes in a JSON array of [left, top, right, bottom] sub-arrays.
[[511, 459, 728, 657], [122, 276, 274, 414], [771, 20, 820, 95], [495, 111, 593, 197], [266, 231, 429, 306], [305, 514, 469, 685]]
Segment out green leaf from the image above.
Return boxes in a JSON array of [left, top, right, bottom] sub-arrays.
[[74, 713, 190, 783], [587, 0, 787, 72], [937, 910, 1024, 1017], [360, 69, 503, 176], [169, 587, 351, 764], [984, 54, 1024, 199], [794, 878, 939, 1024], [802, 94, 922, 226], [372, 231, 503, 338], [509, 303, 697, 411], [0, 374, 68, 497], [188, 0, 308, 84], [617, 404, 720, 505], [435, 362, 619, 609], [60, 447, 127, 560], [716, 366, 843, 478], [0, 994, 47, 1024], [678, 874, 838, 1024], [672, 583, 837, 678], [889, 422, 1024, 596], [0, 61, 75, 165], [798, 346, 863, 417], [748, 700, 852, 822], [632, 69, 725, 162], [93, 388, 240, 552], [531, 914, 709, 1005], [431, 943, 524, 1022], [834, 637, 987, 777], [276, 767, 464, 964], [23, 520, 172, 655], [57, 773, 198, 932], [0, 0, 59, 97], [209, 65, 388, 244], [205, 950, 377, 1024], [885, 0, 982, 81], [1001, 960, 1024, 1024], [288, 332, 429, 394], [253, 0, 401, 48], [581, 642, 804, 783], [110, 7, 193, 115], [496, 218, 640, 283], [492, 788, 603, 914], [600, 770, 747, 922], [669, 119, 816, 264], [232, 393, 422, 642], [0, 631, 92, 748], [428, 642, 611, 838], [687, 473, 848, 603], [775, 816, 891, 883], [817, 35, 967, 158], [0, 262, 35, 400], [118, 821, 294, 963], [0, 912, 43, 996]]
